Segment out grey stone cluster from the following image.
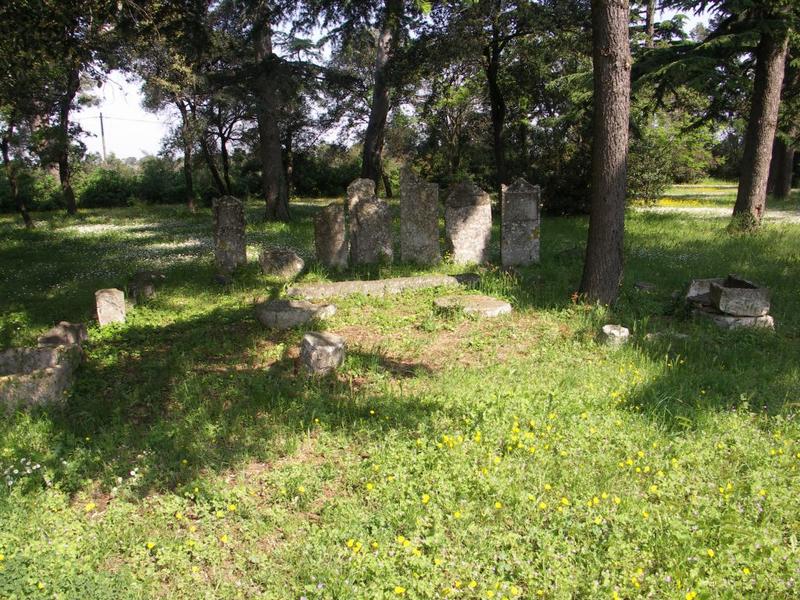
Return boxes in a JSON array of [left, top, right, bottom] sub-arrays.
[[1, 322, 87, 411], [687, 275, 774, 329], [313, 173, 542, 270]]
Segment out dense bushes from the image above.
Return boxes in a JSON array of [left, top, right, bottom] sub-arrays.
[[290, 144, 361, 198]]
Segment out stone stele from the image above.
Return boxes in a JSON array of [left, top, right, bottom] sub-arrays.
[[314, 203, 349, 270], [501, 178, 540, 267], [347, 178, 394, 265], [444, 181, 492, 265], [213, 195, 247, 275], [400, 168, 441, 265], [95, 288, 126, 326]]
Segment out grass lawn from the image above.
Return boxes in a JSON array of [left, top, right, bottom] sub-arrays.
[[1, 188, 799, 599]]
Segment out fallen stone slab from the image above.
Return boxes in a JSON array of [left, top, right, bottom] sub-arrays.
[[286, 273, 479, 301], [693, 308, 775, 330], [37, 322, 88, 347], [686, 277, 725, 307], [644, 331, 690, 342], [599, 324, 630, 347], [709, 275, 770, 317], [0, 345, 82, 410], [433, 294, 512, 318], [301, 331, 345, 375], [255, 299, 336, 330], [258, 247, 305, 279], [634, 281, 657, 292], [95, 288, 126, 326]]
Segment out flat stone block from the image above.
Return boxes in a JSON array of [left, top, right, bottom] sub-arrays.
[[255, 299, 336, 330], [599, 324, 629, 347], [686, 277, 726, 306], [0, 345, 82, 410], [95, 288, 126, 326], [301, 331, 345, 375], [37, 322, 88, 347], [434, 294, 512, 318], [709, 275, 770, 317], [259, 247, 305, 279], [287, 273, 479, 300], [693, 308, 775, 330]]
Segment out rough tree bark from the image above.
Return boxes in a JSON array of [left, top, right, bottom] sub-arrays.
[[645, 0, 655, 49], [58, 67, 80, 216], [175, 100, 197, 212], [361, 0, 403, 190], [767, 135, 795, 199], [732, 30, 789, 229], [1, 122, 33, 228], [485, 29, 507, 193], [579, 0, 631, 305], [254, 23, 290, 221]]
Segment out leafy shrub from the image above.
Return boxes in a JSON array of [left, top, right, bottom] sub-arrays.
[[76, 167, 137, 208]]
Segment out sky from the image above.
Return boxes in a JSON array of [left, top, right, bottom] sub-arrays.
[[75, 8, 711, 160]]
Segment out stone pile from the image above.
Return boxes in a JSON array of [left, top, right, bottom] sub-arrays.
[[687, 275, 774, 329]]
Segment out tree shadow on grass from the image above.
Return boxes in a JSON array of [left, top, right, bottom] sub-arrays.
[[0, 303, 438, 500]]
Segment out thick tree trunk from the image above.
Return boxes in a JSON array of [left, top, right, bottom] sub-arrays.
[[58, 67, 80, 215], [361, 0, 403, 189], [382, 171, 393, 198], [579, 0, 632, 305], [254, 25, 290, 221], [176, 101, 196, 212], [645, 0, 655, 48], [732, 30, 789, 229], [768, 134, 795, 199], [485, 37, 507, 194], [1, 124, 33, 228]]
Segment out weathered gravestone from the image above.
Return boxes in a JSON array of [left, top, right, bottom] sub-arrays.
[[300, 331, 345, 375], [501, 178, 540, 267], [258, 247, 304, 279], [95, 288, 126, 326], [255, 299, 336, 330], [444, 181, 492, 264], [347, 179, 393, 265], [314, 203, 349, 270], [213, 196, 246, 275], [434, 295, 512, 318], [400, 169, 441, 265]]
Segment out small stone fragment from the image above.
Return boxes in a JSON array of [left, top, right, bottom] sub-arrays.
[[300, 331, 345, 375], [95, 289, 126, 326], [128, 270, 165, 303], [258, 247, 305, 279], [434, 295, 512, 318], [599, 324, 629, 347], [254, 299, 336, 330], [37, 322, 88, 347]]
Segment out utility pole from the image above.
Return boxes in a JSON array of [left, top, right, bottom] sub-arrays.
[[99, 112, 107, 163]]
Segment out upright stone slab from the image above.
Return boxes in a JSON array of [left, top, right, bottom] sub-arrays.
[[347, 179, 393, 265], [314, 203, 349, 270], [0, 345, 82, 410], [501, 178, 541, 267], [213, 195, 246, 275], [95, 289, 126, 326], [400, 169, 441, 265], [444, 181, 492, 264]]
